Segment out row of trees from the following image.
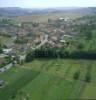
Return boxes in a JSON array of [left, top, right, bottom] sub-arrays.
[[0, 43, 3, 53], [25, 47, 96, 62]]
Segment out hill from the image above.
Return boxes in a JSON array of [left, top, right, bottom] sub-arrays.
[[0, 7, 96, 16]]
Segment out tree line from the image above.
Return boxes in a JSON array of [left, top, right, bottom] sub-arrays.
[[25, 48, 96, 62]]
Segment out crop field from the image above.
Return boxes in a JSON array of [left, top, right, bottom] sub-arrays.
[[0, 59, 96, 100], [14, 12, 85, 23]]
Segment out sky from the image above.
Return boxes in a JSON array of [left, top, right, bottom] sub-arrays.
[[0, 0, 96, 8]]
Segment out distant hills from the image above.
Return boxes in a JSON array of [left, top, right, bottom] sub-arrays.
[[0, 7, 96, 16]]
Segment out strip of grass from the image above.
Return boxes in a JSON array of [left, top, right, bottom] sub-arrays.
[[69, 80, 85, 99], [15, 73, 58, 100], [81, 83, 96, 99], [44, 79, 74, 100], [0, 69, 40, 100]]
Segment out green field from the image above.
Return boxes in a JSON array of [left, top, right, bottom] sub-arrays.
[[15, 12, 84, 23], [0, 59, 96, 100], [0, 36, 13, 44]]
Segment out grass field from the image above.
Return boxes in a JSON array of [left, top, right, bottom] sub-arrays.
[[0, 36, 13, 44], [0, 59, 96, 100], [14, 12, 85, 23]]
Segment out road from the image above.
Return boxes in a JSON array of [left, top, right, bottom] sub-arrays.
[[31, 34, 48, 50]]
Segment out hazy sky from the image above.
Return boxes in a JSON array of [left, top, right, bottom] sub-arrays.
[[0, 0, 96, 8]]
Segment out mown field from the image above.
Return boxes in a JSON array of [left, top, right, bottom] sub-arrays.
[[14, 12, 85, 23], [0, 59, 96, 100]]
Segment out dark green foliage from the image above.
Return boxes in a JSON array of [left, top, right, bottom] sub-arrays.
[[0, 33, 12, 37], [85, 74, 91, 83], [84, 63, 92, 83], [73, 71, 80, 80], [0, 43, 3, 53], [32, 22, 39, 27], [14, 37, 28, 44], [0, 47, 3, 53], [77, 42, 85, 50], [25, 47, 96, 61], [0, 63, 6, 68], [0, 56, 12, 68], [25, 51, 34, 62], [5, 56, 12, 63]]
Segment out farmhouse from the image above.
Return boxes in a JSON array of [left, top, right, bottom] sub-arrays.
[[60, 40, 66, 43], [3, 48, 13, 54], [59, 17, 70, 21]]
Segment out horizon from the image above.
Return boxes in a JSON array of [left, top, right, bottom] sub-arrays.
[[0, 0, 96, 8], [0, 6, 92, 9]]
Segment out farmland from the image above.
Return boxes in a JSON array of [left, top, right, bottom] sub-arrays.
[[0, 59, 96, 100], [14, 12, 84, 23], [0, 8, 96, 100]]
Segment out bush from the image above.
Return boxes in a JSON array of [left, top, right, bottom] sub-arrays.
[[25, 52, 34, 62], [14, 37, 28, 44], [85, 74, 91, 83], [0, 47, 3, 53], [73, 71, 80, 80]]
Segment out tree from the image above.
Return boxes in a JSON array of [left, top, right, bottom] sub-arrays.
[[86, 31, 92, 40], [77, 42, 85, 50], [25, 51, 34, 62], [85, 74, 91, 83], [14, 37, 28, 44], [32, 22, 39, 27], [0, 47, 3, 53], [73, 71, 80, 80], [0, 43, 3, 53]]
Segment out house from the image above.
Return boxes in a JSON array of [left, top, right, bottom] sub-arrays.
[[3, 48, 13, 54], [19, 55, 26, 61], [59, 18, 65, 21], [60, 40, 66, 43], [59, 17, 70, 22]]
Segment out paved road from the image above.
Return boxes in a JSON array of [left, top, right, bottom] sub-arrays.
[[35, 35, 48, 49], [31, 34, 48, 50]]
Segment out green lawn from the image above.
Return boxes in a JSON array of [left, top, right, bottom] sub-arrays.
[[0, 59, 96, 100]]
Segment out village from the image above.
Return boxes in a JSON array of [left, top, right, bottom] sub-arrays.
[[0, 18, 74, 63], [0, 4, 96, 99], [0, 13, 96, 90], [0, 15, 95, 65], [0, 16, 78, 87]]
